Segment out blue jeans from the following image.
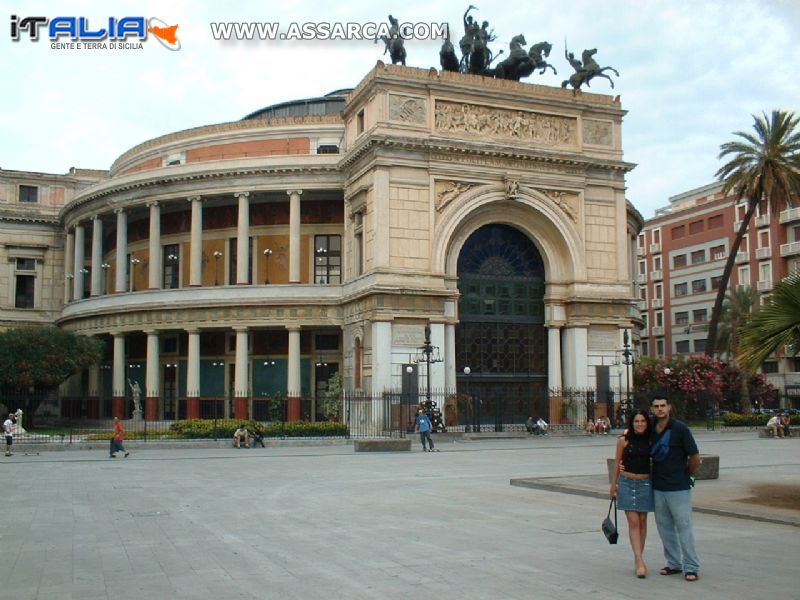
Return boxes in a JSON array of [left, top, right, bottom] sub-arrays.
[[654, 489, 700, 573]]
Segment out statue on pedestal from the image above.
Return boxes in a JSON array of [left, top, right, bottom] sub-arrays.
[[562, 46, 619, 90], [128, 379, 142, 419], [14, 409, 27, 435]]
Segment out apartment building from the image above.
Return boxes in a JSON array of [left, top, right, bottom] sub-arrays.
[[639, 181, 800, 392]]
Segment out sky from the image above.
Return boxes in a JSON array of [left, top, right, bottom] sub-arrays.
[[1, 0, 797, 218]]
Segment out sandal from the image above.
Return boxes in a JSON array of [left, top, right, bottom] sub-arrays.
[[684, 572, 698, 582], [659, 567, 682, 576]]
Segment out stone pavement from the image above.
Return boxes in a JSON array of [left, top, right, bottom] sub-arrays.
[[0, 430, 797, 599]]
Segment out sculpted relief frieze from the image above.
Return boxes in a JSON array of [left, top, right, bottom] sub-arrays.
[[388, 94, 426, 124], [429, 152, 585, 175], [435, 180, 476, 212], [435, 101, 578, 147], [582, 119, 613, 146], [538, 189, 579, 223]]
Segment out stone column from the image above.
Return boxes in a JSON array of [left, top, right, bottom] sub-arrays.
[[547, 326, 563, 390], [562, 326, 589, 426], [236, 192, 250, 284], [114, 208, 127, 293], [234, 327, 250, 419], [287, 190, 302, 283], [371, 321, 392, 430], [145, 330, 160, 421], [444, 323, 456, 391], [287, 326, 301, 421], [73, 223, 85, 300], [87, 363, 101, 419], [90, 216, 103, 296], [112, 333, 126, 419], [189, 197, 203, 286], [64, 230, 74, 303], [186, 329, 201, 419], [429, 323, 446, 391], [148, 202, 162, 290]]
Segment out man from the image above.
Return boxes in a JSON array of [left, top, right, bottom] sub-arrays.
[[233, 425, 250, 448], [766, 414, 783, 438], [110, 417, 130, 458], [3, 412, 16, 456], [779, 414, 792, 438], [415, 409, 436, 452], [651, 393, 701, 582]]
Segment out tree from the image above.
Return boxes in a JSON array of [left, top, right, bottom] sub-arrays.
[[706, 110, 800, 359], [321, 372, 343, 421], [0, 326, 104, 424], [716, 285, 757, 412], [738, 273, 800, 372], [634, 355, 723, 419]]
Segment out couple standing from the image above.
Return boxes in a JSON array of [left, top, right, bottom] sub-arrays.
[[609, 394, 701, 582]]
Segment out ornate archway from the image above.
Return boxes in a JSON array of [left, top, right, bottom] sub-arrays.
[[456, 224, 548, 418]]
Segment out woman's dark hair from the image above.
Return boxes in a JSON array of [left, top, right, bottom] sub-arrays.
[[624, 409, 652, 441]]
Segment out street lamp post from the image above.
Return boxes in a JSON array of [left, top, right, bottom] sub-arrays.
[[263, 248, 272, 284], [412, 325, 443, 430], [620, 329, 634, 425], [213, 250, 223, 286]]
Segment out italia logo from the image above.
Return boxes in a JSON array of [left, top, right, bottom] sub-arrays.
[[10, 15, 181, 50]]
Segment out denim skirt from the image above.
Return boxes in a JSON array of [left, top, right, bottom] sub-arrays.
[[617, 475, 654, 512]]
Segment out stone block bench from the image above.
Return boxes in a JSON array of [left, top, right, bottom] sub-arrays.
[[607, 454, 719, 483], [758, 429, 796, 438], [354, 439, 411, 452]]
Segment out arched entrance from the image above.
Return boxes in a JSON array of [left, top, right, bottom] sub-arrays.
[[456, 223, 548, 424]]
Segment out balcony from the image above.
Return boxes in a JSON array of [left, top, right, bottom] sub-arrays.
[[779, 208, 800, 224], [637, 273, 647, 284], [734, 219, 744, 233], [755, 214, 770, 228], [713, 251, 726, 261], [650, 270, 663, 281], [649, 243, 661, 254], [780, 241, 800, 257], [638, 300, 648, 311], [735, 251, 749, 263], [651, 297, 663, 309], [640, 326, 649, 338], [651, 325, 664, 336], [757, 279, 773, 292], [756, 247, 772, 260], [636, 246, 646, 257]]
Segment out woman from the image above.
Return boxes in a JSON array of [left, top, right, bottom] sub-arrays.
[[610, 409, 654, 578]]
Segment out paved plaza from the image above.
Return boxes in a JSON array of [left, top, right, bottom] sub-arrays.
[[1, 431, 798, 599]]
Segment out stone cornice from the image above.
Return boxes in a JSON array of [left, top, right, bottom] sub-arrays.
[[60, 160, 344, 222], [339, 132, 635, 174], [109, 115, 344, 175]]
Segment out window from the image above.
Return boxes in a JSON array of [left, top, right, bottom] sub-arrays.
[[692, 279, 707, 293], [761, 361, 778, 374], [656, 339, 665, 356], [638, 233, 645, 248], [641, 314, 648, 330], [316, 144, 339, 154], [653, 256, 662, 270], [673, 254, 687, 268], [18, 185, 38, 203], [676, 340, 690, 353], [162, 336, 178, 354], [759, 261, 771, 282], [694, 339, 707, 353], [163, 244, 180, 289], [692, 309, 707, 322], [655, 311, 664, 327], [759, 230, 770, 248], [689, 220, 704, 234], [740, 235, 749, 253], [16, 258, 36, 271], [674, 282, 688, 297], [314, 235, 341, 284], [639, 286, 647, 301], [641, 341, 649, 357], [791, 358, 800, 373], [653, 229, 661, 244], [638, 260, 646, 276], [711, 276, 723, 291], [708, 214, 723, 229], [654, 283, 662, 299], [675, 311, 689, 325], [671, 225, 685, 240], [737, 266, 750, 287], [690, 250, 705, 264], [737, 204, 746, 220], [710, 245, 725, 260], [15, 275, 35, 308]]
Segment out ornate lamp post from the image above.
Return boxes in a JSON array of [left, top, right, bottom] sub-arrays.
[[263, 248, 273, 284], [620, 329, 634, 425], [412, 325, 443, 429], [213, 250, 223, 286]]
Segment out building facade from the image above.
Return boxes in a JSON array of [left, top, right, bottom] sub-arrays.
[[638, 181, 800, 392], [3, 65, 642, 421]]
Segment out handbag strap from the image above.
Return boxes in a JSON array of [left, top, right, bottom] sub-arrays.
[[607, 497, 617, 527]]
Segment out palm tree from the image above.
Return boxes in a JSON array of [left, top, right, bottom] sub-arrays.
[[706, 110, 800, 359], [716, 285, 757, 412], [738, 273, 800, 372]]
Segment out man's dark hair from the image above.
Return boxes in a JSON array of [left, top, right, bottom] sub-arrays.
[[651, 390, 670, 403]]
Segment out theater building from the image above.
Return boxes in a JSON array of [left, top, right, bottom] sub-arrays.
[[2, 64, 642, 422]]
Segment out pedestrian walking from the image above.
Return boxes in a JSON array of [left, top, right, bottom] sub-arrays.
[[415, 409, 436, 452], [109, 417, 130, 458], [3, 412, 16, 456]]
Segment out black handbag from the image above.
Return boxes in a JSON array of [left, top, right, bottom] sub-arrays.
[[602, 498, 619, 544]]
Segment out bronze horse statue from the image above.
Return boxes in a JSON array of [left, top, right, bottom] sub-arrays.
[[493, 38, 557, 80], [439, 29, 460, 72], [376, 14, 406, 66], [562, 48, 618, 89]]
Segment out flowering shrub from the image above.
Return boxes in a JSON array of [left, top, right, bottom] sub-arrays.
[[634, 356, 723, 418]]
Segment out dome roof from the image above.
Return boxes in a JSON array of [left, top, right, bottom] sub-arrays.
[[242, 89, 351, 121]]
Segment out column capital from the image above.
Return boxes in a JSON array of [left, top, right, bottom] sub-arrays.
[[233, 326, 249, 334], [143, 329, 160, 336], [114, 207, 125, 215], [185, 327, 201, 335], [234, 191, 250, 199], [110, 330, 126, 338], [286, 189, 303, 196], [92, 213, 102, 222], [285, 325, 301, 332], [146, 200, 160, 208], [187, 196, 203, 203]]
